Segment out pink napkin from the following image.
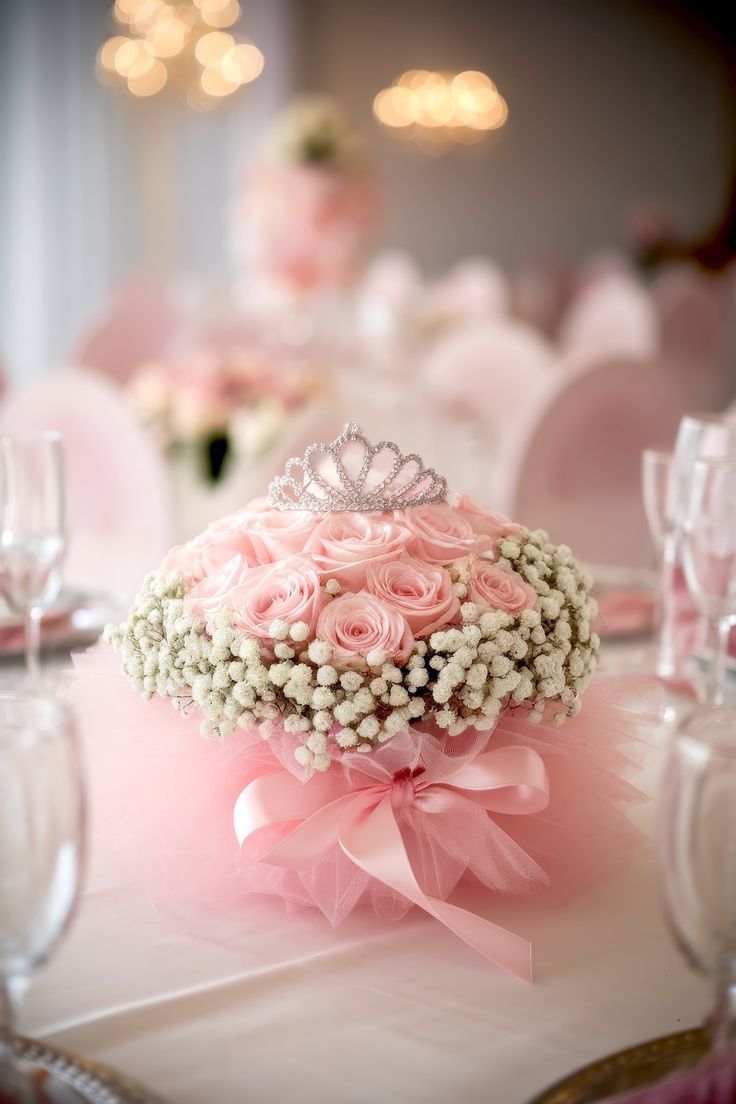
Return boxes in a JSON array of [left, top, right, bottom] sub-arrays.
[[594, 589, 655, 638], [0, 606, 69, 653]]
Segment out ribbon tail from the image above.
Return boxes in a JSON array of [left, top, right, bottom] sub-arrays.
[[442, 745, 550, 815], [338, 796, 533, 982]]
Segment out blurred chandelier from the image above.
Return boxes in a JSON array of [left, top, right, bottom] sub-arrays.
[[96, 0, 264, 108], [373, 70, 508, 147]]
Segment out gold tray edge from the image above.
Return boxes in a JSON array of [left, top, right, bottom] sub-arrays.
[[526, 1025, 707, 1104]]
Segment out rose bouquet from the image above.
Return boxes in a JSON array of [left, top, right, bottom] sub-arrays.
[[73, 423, 648, 980], [128, 346, 322, 484], [231, 96, 379, 303]]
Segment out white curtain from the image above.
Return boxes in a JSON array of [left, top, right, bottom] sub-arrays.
[[0, 0, 299, 385]]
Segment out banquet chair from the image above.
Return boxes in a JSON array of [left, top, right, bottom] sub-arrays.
[[0, 367, 172, 598], [498, 358, 689, 568], [360, 250, 422, 311], [652, 264, 735, 408], [558, 271, 659, 371], [421, 319, 558, 420], [417, 320, 560, 506], [511, 261, 572, 337], [425, 257, 509, 323], [72, 280, 183, 385]]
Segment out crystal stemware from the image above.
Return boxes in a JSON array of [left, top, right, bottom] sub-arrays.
[[0, 692, 85, 1098], [669, 415, 736, 532], [682, 458, 736, 708], [0, 434, 66, 681], [664, 415, 736, 698], [642, 449, 681, 680], [659, 708, 736, 1095]]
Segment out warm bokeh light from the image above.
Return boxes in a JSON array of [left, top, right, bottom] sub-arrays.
[[96, 0, 261, 105], [221, 42, 263, 83], [199, 64, 239, 97], [127, 58, 169, 96], [373, 69, 508, 147], [146, 15, 188, 57], [194, 30, 233, 65], [198, 0, 241, 29]]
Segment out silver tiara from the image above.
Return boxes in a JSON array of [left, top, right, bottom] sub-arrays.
[[267, 422, 448, 513]]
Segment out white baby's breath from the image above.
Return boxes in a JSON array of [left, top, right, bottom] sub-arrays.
[[108, 526, 598, 772]]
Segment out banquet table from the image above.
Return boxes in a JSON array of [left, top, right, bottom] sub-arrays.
[[5, 640, 711, 1104]]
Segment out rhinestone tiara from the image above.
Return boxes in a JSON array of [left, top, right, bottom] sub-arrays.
[[267, 422, 448, 513]]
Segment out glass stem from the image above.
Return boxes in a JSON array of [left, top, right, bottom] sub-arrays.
[[710, 967, 736, 1068], [656, 532, 679, 679], [709, 616, 733, 708], [24, 607, 41, 682], [0, 978, 16, 1067]]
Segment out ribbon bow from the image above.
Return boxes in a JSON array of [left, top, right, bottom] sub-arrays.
[[234, 736, 549, 981]]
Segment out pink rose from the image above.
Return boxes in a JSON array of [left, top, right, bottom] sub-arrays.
[[246, 509, 319, 564], [228, 556, 326, 641], [399, 505, 478, 565], [467, 562, 536, 616], [316, 592, 414, 671], [186, 554, 252, 621], [365, 557, 460, 637], [162, 512, 259, 583], [305, 513, 410, 589], [451, 494, 524, 542]]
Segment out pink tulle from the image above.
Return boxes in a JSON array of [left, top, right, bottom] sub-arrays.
[[65, 645, 655, 938]]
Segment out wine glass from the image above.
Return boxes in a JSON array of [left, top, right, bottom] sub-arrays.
[[661, 415, 736, 698], [642, 449, 681, 680], [658, 708, 736, 1094], [0, 692, 85, 1098], [669, 414, 736, 532], [682, 458, 736, 708], [0, 434, 66, 681]]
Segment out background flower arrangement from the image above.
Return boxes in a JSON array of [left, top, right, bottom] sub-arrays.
[[230, 96, 380, 301], [127, 345, 323, 483]]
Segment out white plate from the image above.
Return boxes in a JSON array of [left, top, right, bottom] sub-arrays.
[[0, 589, 126, 659]]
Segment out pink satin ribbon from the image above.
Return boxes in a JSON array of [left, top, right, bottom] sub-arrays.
[[234, 744, 549, 981]]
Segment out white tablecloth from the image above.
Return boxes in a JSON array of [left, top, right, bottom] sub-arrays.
[[11, 644, 710, 1104]]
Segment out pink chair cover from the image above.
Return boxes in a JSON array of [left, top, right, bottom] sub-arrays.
[[361, 250, 422, 312], [652, 263, 735, 408], [512, 261, 573, 337], [421, 320, 558, 425], [559, 272, 659, 370], [499, 358, 690, 568], [0, 368, 172, 597], [72, 280, 183, 385], [426, 258, 509, 323], [413, 322, 560, 508]]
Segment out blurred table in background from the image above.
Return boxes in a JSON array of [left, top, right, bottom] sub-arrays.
[[4, 639, 708, 1104]]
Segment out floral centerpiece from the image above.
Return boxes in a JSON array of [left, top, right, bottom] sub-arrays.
[[73, 423, 647, 981], [231, 96, 380, 304], [128, 346, 322, 484]]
